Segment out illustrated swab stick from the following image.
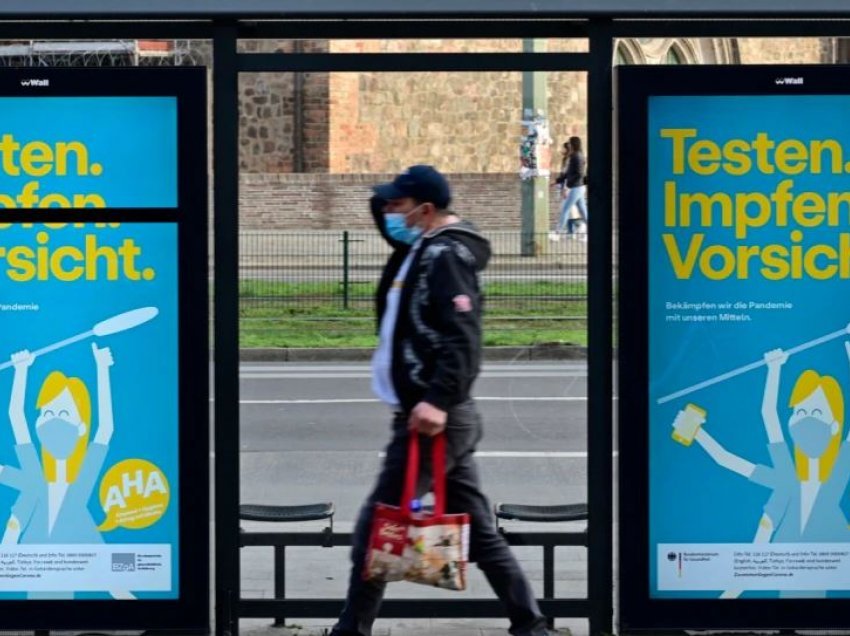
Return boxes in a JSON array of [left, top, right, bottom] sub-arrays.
[[0, 307, 158, 371], [657, 323, 850, 404]]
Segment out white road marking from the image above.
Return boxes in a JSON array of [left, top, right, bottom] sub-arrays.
[[238, 396, 589, 404], [241, 372, 582, 379], [240, 364, 584, 372], [378, 450, 619, 458]]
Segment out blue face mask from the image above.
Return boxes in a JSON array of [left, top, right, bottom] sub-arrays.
[[36, 417, 81, 459], [384, 212, 423, 245], [790, 416, 834, 458]]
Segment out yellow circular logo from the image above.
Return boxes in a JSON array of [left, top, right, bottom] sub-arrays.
[[98, 459, 170, 531]]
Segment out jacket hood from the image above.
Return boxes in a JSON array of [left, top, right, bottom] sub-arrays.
[[425, 219, 491, 271]]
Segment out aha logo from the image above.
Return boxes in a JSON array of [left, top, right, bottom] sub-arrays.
[[98, 458, 170, 531]]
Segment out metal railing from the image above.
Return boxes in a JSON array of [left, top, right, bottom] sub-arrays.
[[238, 230, 588, 313]]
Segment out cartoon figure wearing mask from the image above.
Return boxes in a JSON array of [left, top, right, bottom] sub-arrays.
[[672, 344, 850, 597], [0, 344, 128, 598]]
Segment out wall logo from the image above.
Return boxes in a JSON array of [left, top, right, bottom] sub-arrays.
[[19, 78, 49, 88], [774, 76, 804, 86]]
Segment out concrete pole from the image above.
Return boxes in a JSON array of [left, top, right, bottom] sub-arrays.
[[521, 38, 550, 256]]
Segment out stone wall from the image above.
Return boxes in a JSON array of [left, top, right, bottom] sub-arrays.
[[326, 70, 589, 175], [239, 172, 563, 230], [234, 36, 834, 231], [326, 39, 588, 174], [235, 37, 835, 176], [238, 39, 331, 172], [237, 38, 588, 175], [736, 37, 825, 64]]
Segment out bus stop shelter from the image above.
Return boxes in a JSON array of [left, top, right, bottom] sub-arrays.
[[1, 2, 850, 635]]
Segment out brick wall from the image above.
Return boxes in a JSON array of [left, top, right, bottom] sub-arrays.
[[239, 173, 564, 230]]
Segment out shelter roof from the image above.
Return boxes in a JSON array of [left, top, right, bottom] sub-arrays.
[[5, 0, 850, 20]]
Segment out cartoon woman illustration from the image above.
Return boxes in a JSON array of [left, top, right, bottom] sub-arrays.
[[672, 344, 850, 597], [0, 343, 127, 598]]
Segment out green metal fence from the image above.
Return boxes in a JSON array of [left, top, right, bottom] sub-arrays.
[[237, 230, 588, 346], [239, 230, 587, 309]]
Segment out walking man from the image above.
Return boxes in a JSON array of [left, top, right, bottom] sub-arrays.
[[329, 165, 554, 636]]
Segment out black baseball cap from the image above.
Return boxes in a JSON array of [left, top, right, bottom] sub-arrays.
[[373, 165, 451, 209]]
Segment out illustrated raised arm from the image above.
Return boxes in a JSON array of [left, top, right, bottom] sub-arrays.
[[91, 343, 114, 446], [671, 405, 757, 478], [8, 350, 34, 445], [761, 348, 787, 444], [694, 428, 757, 478]]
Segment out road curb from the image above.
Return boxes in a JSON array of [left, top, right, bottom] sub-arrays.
[[240, 344, 587, 362]]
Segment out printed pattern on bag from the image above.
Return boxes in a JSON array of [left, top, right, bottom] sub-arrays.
[[364, 514, 409, 582], [404, 520, 469, 590], [364, 504, 470, 590]]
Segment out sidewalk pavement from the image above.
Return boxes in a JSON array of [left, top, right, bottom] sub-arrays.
[[240, 620, 576, 635]]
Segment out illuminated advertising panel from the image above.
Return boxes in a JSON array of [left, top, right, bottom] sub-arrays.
[[0, 67, 207, 631], [620, 65, 850, 631]]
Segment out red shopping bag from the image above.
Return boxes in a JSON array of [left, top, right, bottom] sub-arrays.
[[363, 433, 470, 590]]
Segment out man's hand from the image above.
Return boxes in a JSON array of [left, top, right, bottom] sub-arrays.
[[408, 401, 447, 437]]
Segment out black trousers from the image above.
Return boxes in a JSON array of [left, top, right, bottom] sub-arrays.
[[331, 400, 548, 636]]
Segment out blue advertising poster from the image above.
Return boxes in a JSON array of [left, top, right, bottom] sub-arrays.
[[0, 98, 178, 599], [649, 95, 850, 599]]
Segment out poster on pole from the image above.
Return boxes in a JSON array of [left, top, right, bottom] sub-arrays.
[[619, 65, 850, 631], [0, 68, 207, 631]]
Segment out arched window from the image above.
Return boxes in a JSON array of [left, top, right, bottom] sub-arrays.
[[615, 45, 629, 66], [666, 45, 684, 65]]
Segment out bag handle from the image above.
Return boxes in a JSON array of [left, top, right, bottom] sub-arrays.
[[401, 433, 447, 517]]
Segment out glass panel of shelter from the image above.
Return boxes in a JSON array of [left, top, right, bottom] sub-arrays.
[[235, 62, 591, 605]]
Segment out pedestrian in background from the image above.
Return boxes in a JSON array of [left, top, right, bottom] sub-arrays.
[[329, 165, 555, 636], [550, 136, 588, 241]]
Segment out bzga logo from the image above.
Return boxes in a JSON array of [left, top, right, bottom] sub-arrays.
[[20, 78, 49, 88]]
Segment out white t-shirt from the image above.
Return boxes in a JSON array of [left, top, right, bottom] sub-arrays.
[[371, 244, 420, 407]]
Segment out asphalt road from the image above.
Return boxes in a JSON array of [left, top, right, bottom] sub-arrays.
[[237, 361, 602, 524]]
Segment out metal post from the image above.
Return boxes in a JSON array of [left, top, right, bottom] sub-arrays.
[[342, 230, 350, 310], [293, 40, 305, 172], [521, 38, 550, 256], [272, 546, 287, 627], [214, 21, 241, 636], [587, 18, 615, 636], [543, 544, 555, 629]]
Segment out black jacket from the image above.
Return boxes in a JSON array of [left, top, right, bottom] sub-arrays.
[[370, 198, 491, 412], [555, 152, 586, 188]]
